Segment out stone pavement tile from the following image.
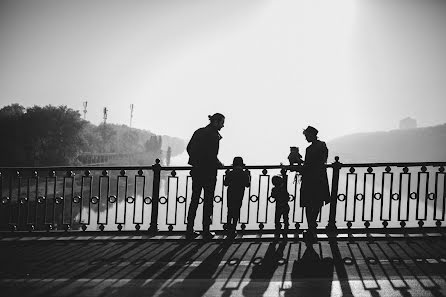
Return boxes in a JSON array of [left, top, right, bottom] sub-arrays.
[[2, 278, 446, 297]]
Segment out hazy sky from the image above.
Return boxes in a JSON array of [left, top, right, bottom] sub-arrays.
[[1, 0, 445, 164]]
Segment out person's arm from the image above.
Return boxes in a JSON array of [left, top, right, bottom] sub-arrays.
[[223, 171, 231, 186], [271, 187, 278, 198], [244, 170, 251, 188], [187, 129, 202, 165], [322, 142, 328, 164], [216, 159, 224, 168], [300, 146, 312, 175], [284, 189, 290, 202], [202, 128, 223, 167], [287, 164, 303, 174]]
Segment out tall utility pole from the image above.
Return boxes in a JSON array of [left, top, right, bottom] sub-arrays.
[[166, 146, 172, 166], [130, 104, 134, 128], [103, 107, 108, 124], [83, 101, 88, 120]]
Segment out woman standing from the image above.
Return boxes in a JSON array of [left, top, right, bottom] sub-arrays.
[[300, 125, 330, 242]]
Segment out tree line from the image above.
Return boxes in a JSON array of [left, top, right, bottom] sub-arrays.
[[0, 104, 185, 167]]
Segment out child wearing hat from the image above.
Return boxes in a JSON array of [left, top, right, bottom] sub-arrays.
[[224, 156, 251, 237], [271, 175, 290, 239]]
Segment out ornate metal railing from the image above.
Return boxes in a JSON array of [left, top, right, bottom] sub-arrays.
[[1, 158, 445, 235]]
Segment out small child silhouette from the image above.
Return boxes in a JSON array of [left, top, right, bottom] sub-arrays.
[[224, 156, 250, 237], [271, 175, 290, 239]]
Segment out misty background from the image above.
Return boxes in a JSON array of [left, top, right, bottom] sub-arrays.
[[1, 0, 445, 165]]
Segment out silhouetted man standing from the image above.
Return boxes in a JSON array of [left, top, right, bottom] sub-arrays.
[[186, 113, 225, 240]]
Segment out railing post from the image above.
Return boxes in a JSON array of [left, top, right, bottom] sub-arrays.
[[280, 166, 289, 234], [148, 159, 161, 233], [327, 156, 341, 239]]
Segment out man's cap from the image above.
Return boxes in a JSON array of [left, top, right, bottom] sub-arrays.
[[208, 113, 225, 121]]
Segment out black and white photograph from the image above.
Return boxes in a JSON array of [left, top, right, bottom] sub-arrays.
[[1, 0, 446, 296]]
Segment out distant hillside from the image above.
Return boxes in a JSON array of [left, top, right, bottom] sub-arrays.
[[0, 103, 186, 167], [327, 124, 446, 163], [85, 123, 186, 157], [80, 122, 186, 165]]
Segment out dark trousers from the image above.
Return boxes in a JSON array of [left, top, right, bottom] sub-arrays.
[[275, 204, 290, 232], [305, 205, 320, 233], [227, 201, 242, 232], [187, 169, 217, 232]]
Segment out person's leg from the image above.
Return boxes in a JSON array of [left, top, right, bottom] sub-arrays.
[[306, 205, 320, 236], [227, 202, 234, 234], [283, 206, 289, 238], [312, 206, 321, 231], [202, 176, 217, 235], [187, 173, 202, 233], [233, 201, 241, 233], [275, 207, 282, 238], [305, 206, 313, 231]]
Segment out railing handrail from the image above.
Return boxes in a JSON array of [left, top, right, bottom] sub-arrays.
[[337, 161, 446, 168], [1, 161, 445, 171]]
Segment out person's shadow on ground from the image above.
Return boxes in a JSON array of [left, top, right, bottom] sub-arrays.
[[242, 241, 287, 297], [284, 243, 334, 297], [103, 242, 200, 297], [157, 240, 232, 297]]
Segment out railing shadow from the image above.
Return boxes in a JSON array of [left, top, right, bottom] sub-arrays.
[[338, 238, 446, 297], [241, 241, 287, 296], [2, 237, 446, 296]]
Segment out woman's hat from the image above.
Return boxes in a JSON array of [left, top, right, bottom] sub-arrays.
[[303, 125, 318, 136], [232, 156, 245, 166]]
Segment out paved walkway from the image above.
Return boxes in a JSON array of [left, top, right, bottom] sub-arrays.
[[1, 234, 446, 297]]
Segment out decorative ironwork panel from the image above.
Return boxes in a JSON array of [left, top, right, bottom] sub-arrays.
[[362, 170, 375, 222], [0, 160, 445, 233], [434, 170, 445, 221]]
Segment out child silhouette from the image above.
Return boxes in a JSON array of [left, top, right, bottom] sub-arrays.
[[224, 156, 250, 238], [271, 175, 290, 239]]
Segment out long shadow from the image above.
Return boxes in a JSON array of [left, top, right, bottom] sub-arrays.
[[330, 241, 354, 297], [0, 240, 77, 266], [221, 242, 262, 294], [388, 242, 444, 296], [156, 240, 232, 297], [360, 240, 446, 297], [242, 241, 287, 297], [45, 241, 138, 278], [395, 241, 446, 297], [0, 240, 145, 297], [370, 241, 416, 296], [283, 242, 334, 297], [62, 241, 163, 297], [0, 240, 108, 279], [37, 241, 179, 297], [75, 242, 168, 295], [347, 242, 382, 296], [3, 237, 446, 297], [102, 240, 202, 297]]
